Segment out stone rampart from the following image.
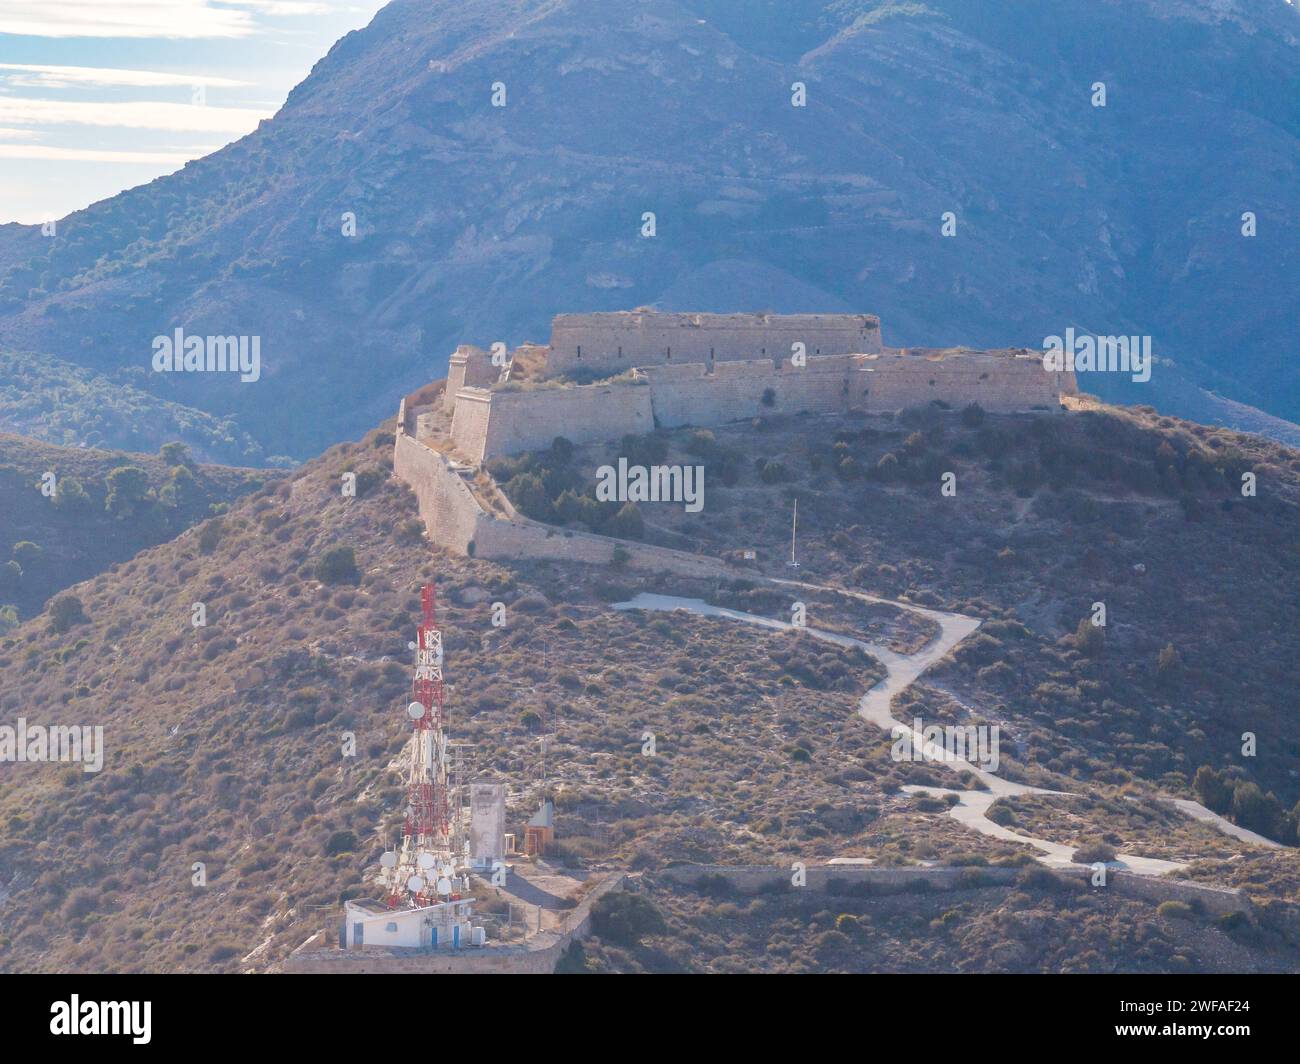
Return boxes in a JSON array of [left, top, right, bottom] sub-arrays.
[[642, 355, 853, 427], [859, 350, 1074, 413], [545, 310, 882, 376], [451, 381, 654, 463], [395, 412, 729, 576]]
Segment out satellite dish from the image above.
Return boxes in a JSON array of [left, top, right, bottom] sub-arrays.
[[407, 701, 425, 720], [436, 877, 452, 895], [380, 851, 398, 869], [418, 853, 435, 870], [407, 875, 425, 892]]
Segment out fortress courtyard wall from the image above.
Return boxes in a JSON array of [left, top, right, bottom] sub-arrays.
[[641, 354, 854, 427], [544, 310, 882, 377]]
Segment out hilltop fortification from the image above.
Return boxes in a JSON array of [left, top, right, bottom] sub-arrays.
[[545, 310, 882, 376], [428, 310, 1076, 465]]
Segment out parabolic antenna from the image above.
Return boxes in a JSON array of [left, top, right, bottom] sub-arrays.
[[407, 701, 425, 720], [436, 877, 452, 896], [418, 853, 436, 870], [407, 875, 425, 892], [379, 851, 398, 869]]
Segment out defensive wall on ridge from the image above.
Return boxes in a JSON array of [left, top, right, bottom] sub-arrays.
[[396, 391, 728, 576], [445, 348, 1075, 463]]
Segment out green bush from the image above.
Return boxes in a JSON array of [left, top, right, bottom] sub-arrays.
[[315, 546, 360, 585], [591, 892, 667, 947], [324, 830, 358, 856], [48, 594, 87, 633]]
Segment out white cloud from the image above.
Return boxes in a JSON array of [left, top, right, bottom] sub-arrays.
[[0, 64, 252, 89], [226, 1, 335, 13], [0, 1, 256, 39], [0, 143, 195, 163], [0, 95, 272, 133]]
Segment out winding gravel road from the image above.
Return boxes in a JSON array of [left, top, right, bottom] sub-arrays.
[[614, 585, 1192, 875]]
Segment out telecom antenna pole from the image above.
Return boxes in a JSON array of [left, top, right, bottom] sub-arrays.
[[385, 583, 453, 909], [788, 498, 800, 569]]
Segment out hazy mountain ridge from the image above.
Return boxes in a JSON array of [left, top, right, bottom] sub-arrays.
[[0, 0, 1295, 460]]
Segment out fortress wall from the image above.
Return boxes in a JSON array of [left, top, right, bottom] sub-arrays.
[[642, 355, 853, 428], [397, 399, 728, 576], [470, 382, 655, 459], [545, 311, 882, 376], [393, 432, 483, 553], [449, 389, 494, 464], [859, 352, 1067, 413]]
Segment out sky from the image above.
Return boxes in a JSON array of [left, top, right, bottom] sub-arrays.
[[0, 0, 389, 224]]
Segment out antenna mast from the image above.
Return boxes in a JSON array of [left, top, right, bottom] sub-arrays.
[[788, 498, 800, 568], [384, 582, 456, 909]]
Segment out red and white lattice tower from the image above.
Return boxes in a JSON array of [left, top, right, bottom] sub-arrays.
[[384, 582, 456, 909]]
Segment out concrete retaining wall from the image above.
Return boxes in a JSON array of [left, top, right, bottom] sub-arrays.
[[654, 863, 1254, 915]]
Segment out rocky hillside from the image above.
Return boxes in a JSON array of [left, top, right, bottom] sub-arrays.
[[0, 0, 1295, 460]]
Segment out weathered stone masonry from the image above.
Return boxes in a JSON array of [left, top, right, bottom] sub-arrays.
[[546, 309, 883, 376]]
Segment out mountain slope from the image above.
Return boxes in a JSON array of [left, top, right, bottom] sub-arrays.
[[0, 0, 1295, 458], [0, 401, 1297, 973]]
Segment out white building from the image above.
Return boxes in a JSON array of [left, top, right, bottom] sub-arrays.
[[343, 898, 482, 951], [468, 781, 507, 870]]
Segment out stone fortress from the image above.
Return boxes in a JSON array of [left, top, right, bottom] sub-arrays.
[[438, 310, 1076, 464], [394, 309, 1077, 570]]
